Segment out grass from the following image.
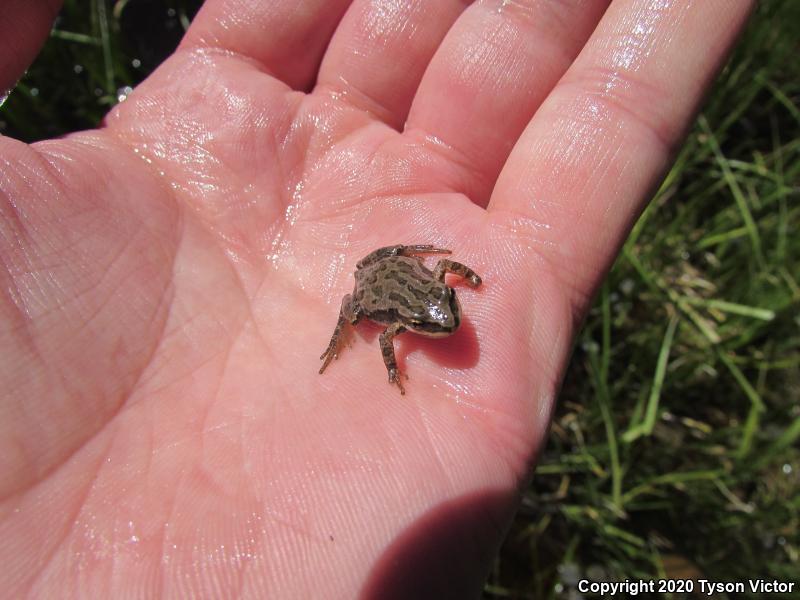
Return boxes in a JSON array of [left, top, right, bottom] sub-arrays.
[[2, 1, 798, 598], [486, 1, 800, 596]]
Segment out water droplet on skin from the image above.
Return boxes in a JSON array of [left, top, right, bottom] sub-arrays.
[[116, 85, 133, 103]]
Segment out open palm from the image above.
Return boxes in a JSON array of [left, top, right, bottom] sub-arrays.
[[1, 0, 751, 596]]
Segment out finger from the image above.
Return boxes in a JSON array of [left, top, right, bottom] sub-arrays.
[[0, 0, 62, 94], [315, 0, 470, 129], [488, 0, 753, 312], [181, 0, 353, 90], [406, 0, 611, 204]]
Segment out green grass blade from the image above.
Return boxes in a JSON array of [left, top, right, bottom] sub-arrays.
[[623, 315, 679, 442], [621, 470, 723, 505], [588, 346, 622, 510], [94, 0, 115, 93], [700, 115, 766, 269], [679, 297, 776, 321], [49, 30, 101, 45], [717, 351, 765, 460], [750, 417, 800, 471]]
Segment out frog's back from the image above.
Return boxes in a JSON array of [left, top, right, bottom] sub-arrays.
[[354, 256, 443, 322]]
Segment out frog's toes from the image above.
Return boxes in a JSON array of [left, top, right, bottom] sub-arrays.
[[388, 368, 406, 395], [318, 349, 338, 374]]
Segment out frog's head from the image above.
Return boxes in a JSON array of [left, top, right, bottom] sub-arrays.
[[407, 286, 461, 337]]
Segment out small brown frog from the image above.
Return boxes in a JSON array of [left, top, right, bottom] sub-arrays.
[[319, 245, 482, 394]]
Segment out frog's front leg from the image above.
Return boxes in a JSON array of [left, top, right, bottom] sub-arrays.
[[432, 259, 482, 287], [379, 322, 407, 395], [319, 294, 360, 374]]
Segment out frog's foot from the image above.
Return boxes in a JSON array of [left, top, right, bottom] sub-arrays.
[[379, 323, 407, 395], [432, 259, 482, 287], [320, 327, 352, 372], [319, 345, 339, 374], [319, 295, 360, 375], [388, 368, 406, 395], [319, 316, 347, 374]]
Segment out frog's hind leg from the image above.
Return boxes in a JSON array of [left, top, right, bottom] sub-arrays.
[[399, 245, 452, 257], [433, 259, 482, 287], [379, 322, 407, 395], [319, 294, 360, 374], [356, 245, 451, 269], [357, 246, 405, 269]]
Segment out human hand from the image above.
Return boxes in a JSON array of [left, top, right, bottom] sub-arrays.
[[1, 0, 753, 596]]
